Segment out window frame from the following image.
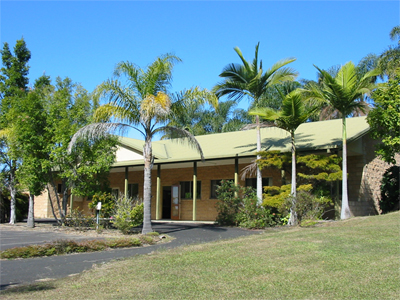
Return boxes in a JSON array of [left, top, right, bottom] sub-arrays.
[[180, 181, 201, 199], [210, 179, 233, 199]]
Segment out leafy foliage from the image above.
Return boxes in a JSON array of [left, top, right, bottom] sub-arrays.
[[378, 25, 400, 79], [88, 192, 115, 218], [379, 166, 400, 214], [111, 196, 144, 234], [235, 188, 276, 229], [367, 70, 400, 164], [284, 191, 333, 225], [215, 180, 275, 229], [214, 180, 241, 226]]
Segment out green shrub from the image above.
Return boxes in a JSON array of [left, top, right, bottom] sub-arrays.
[[88, 192, 115, 219], [284, 190, 333, 224], [236, 188, 275, 229], [111, 196, 144, 234], [146, 232, 160, 236], [216, 181, 275, 229], [380, 165, 400, 214], [65, 209, 95, 229], [215, 180, 241, 226]]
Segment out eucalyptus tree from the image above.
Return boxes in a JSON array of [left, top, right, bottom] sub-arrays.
[[9, 90, 48, 228], [43, 77, 116, 224], [213, 42, 297, 203], [70, 54, 205, 234], [302, 62, 380, 219], [250, 91, 317, 225], [0, 38, 31, 224]]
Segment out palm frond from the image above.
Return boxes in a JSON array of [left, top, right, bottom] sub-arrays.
[[156, 126, 204, 161], [240, 161, 258, 180], [68, 122, 138, 153]]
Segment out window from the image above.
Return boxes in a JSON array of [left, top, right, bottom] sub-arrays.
[[245, 178, 272, 189], [128, 183, 139, 199], [57, 184, 62, 194], [210, 179, 233, 199], [111, 188, 120, 199], [180, 181, 201, 199]]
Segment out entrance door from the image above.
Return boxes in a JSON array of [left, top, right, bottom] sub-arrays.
[[171, 185, 180, 220], [162, 187, 171, 219]]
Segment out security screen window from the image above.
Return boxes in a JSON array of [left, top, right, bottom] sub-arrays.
[[245, 178, 272, 189], [180, 181, 201, 199], [128, 183, 139, 199]]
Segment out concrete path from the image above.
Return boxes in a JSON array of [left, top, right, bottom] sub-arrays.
[[0, 222, 260, 290]]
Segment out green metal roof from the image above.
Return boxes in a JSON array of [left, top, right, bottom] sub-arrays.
[[113, 116, 370, 167]]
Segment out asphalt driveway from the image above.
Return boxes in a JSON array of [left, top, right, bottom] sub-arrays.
[[0, 222, 260, 290]]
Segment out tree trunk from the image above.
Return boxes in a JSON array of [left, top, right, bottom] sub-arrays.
[[340, 117, 351, 219], [8, 164, 17, 224], [49, 177, 65, 224], [288, 132, 297, 226], [142, 135, 153, 234], [27, 193, 35, 228], [46, 185, 60, 224], [256, 115, 263, 204]]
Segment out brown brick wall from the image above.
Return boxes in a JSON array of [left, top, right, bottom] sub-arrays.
[[107, 162, 282, 221], [347, 135, 400, 216]]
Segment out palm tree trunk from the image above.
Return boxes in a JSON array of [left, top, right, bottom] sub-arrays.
[[142, 135, 153, 234], [27, 193, 35, 228], [256, 115, 263, 204], [341, 117, 351, 219], [288, 132, 297, 226]]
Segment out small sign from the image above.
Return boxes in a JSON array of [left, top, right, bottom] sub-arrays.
[[96, 202, 102, 210]]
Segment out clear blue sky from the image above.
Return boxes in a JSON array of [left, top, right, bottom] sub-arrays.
[[1, 0, 399, 139]]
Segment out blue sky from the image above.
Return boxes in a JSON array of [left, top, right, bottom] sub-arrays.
[[1, 0, 399, 139]]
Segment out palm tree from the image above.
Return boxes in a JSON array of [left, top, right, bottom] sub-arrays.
[[250, 91, 317, 225], [70, 54, 204, 234], [379, 25, 400, 79], [199, 100, 252, 134], [165, 87, 218, 137], [302, 62, 379, 219], [213, 42, 297, 203]]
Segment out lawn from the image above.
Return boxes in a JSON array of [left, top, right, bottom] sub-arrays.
[[2, 211, 399, 299]]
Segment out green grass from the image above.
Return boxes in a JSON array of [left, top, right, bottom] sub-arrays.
[[2, 212, 399, 299]]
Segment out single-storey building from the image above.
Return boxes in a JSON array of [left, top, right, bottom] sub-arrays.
[[35, 116, 395, 221]]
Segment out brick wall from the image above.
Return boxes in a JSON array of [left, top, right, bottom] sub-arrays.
[[347, 134, 400, 216], [108, 161, 282, 221]]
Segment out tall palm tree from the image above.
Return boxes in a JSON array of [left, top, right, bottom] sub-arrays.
[[70, 54, 204, 234], [250, 91, 317, 225], [302, 62, 380, 219], [213, 42, 297, 203]]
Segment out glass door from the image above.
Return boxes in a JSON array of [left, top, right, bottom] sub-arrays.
[[171, 185, 180, 220]]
